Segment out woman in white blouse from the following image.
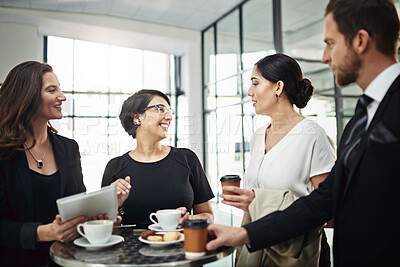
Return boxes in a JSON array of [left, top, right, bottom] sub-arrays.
[[222, 54, 336, 266]]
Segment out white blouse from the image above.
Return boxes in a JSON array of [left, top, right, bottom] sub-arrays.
[[244, 118, 336, 197]]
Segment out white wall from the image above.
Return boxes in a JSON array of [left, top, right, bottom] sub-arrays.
[[0, 22, 42, 82], [0, 6, 204, 163]]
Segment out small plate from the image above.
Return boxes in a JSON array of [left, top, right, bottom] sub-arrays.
[[74, 235, 124, 249], [148, 224, 183, 232], [139, 234, 184, 247]]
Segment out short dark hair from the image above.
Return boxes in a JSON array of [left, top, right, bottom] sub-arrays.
[[255, 54, 314, 109], [119, 89, 170, 138], [325, 0, 400, 58]]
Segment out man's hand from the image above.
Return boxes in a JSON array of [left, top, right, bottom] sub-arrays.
[[206, 224, 250, 251]]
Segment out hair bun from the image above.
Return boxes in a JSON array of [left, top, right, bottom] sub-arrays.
[[295, 78, 314, 108]]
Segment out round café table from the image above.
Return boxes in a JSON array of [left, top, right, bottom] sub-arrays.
[[50, 227, 235, 266]]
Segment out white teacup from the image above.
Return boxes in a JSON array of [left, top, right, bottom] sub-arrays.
[[77, 220, 113, 245], [149, 209, 181, 231]]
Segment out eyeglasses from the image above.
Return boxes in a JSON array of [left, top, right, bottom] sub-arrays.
[[141, 104, 175, 116]]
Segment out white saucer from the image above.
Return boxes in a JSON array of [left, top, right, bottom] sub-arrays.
[[139, 234, 184, 247], [148, 224, 183, 232], [74, 235, 124, 249]]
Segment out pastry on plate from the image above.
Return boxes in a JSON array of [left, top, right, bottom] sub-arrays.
[[141, 230, 156, 239], [163, 231, 181, 241], [147, 235, 163, 242]]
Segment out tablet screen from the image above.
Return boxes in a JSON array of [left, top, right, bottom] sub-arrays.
[[56, 185, 118, 222]]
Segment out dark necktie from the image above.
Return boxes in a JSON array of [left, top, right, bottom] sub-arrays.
[[342, 94, 374, 175]]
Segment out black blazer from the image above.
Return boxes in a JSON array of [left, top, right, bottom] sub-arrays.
[[0, 130, 85, 264], [244, 74, 400, 266]]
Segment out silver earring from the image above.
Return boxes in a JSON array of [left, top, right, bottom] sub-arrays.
[[135, 119, 141, 126]]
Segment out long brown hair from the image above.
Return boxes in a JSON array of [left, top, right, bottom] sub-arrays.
[[0, 61, 57, 160]]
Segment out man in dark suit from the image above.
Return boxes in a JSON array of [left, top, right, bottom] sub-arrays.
[[206, 0, 400, 265]]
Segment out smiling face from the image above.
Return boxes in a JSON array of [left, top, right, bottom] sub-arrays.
[[247, 66, 277, 115], [136, 95, 172, 140], [39, 71, 66, 122], [322, 13, 361, 87]]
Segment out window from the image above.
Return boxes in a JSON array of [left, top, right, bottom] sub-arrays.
[[202, 0, 343, 203], [47, 36, 176, 191]]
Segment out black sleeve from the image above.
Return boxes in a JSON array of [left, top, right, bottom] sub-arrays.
[[0, 161, 43, 250], [185, 149, 215, 205], [70, 140, 86, 193], [101, 157, 122, 187], [243, 164, 335, 252], [0, 162, 31, 249]]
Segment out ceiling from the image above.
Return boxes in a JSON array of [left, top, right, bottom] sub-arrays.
[[0, 0, 245, 31]]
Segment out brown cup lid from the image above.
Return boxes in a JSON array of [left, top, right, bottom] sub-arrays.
[[220, 175, 241, 182], [182, 219, 210, 229]]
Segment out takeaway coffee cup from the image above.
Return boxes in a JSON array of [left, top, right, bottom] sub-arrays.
[[182, 219, 210, 259], [77, 220, 113, 245], [149, 209, 181, 231], [220, 175, 241, 195]]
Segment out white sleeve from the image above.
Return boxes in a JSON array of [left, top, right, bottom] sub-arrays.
[[309, 130, 336, 178]]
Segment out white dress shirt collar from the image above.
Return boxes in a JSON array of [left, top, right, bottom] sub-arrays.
[[364, 63, 400, 102], [364, 63, 400, 127]]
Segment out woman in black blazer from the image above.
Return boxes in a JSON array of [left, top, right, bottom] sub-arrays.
[[0, 61, 87, 266]]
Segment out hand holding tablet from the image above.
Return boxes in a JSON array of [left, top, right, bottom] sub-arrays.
[[56, 185, 118, 223]]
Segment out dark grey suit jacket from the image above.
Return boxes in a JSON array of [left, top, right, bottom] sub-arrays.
[[0, 130, 86, 265], [243, 74, 400, 266]]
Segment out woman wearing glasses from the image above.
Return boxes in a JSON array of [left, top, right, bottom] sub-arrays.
[[102, 89, 214, 227]]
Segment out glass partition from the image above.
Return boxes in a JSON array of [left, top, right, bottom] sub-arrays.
[[242, 0, 274, 70], [202, 0, 342, 203]]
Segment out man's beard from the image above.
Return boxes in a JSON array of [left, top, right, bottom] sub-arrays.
[[335, 48, 361, 87]]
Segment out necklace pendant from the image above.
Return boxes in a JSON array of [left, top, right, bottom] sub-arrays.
[[37, 160, 44, 168]]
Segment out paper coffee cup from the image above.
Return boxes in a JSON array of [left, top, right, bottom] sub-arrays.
[[77, 220, 113, 245], [220, 175, 241, 195], [182, 219, 210, 259]]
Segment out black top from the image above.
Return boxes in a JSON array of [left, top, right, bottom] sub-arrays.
[[102, 147, 214, 225], [31, 170, 61, 224], [0, 130, 86, 266]]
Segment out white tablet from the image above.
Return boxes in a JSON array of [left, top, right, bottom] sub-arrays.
[[56, 185, 118, 222]]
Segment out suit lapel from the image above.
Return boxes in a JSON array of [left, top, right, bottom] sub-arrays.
[[367, 74, 400, 130], [341, 74, 400, 198], [16, 150, 34, 218], [50, 132, 68, 196]]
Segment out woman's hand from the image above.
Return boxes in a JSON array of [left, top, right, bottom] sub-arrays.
[[177, 201, 214, 228], [37, 215, 88, 243], [177, 207, 189, 227], [91, 213, 122, 226], [220, 186, 255, 212], [111, 176, 131, 207]]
